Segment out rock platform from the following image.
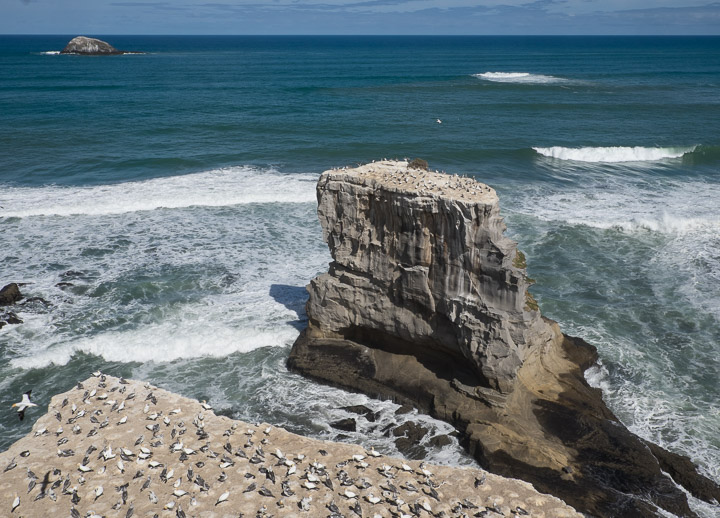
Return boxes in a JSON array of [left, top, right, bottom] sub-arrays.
[[0, 374, 582, 518]]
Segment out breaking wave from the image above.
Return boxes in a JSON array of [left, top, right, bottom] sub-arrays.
[[473, 72, 567, 84], [0, 166, 317, 218], [9, 320, 299, 370], [533, 145, 697, 163]]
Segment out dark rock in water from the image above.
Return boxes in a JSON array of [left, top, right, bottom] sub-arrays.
[[3, 312, 23, 324], [22, 296, 51, 307], [394, 404, 413, 415], [1, 311, 23, 326], [60, 36, 124, 55], [392, 421, 429, 458], [428, 434, 453, 448], [341, 405, 378, 422], [392, 421, 428, 441], [645, 440, 720, 504], [392, 422, 429, 459], [288, 161, 720, 518], [330, 418, 356, 432], [0, 283, 22, 305]]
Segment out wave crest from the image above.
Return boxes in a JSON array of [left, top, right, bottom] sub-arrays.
[[9, 324, 299, 370], [0, 166, 317, 218], [533, 146, 697, 163], [473, 72, 566, 84]]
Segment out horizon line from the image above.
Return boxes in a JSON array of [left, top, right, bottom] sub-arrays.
[[2, 33, 719, 37]]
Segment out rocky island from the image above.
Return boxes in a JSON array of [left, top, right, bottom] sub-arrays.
[[289, 160, 720, 517], [60, 36, 132, 55]]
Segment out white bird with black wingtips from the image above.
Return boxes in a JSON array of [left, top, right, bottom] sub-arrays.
[[216, 491, 229, 505], [12, 391, 37, 421]]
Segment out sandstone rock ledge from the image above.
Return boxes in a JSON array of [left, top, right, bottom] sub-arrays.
[[288, 161, 720, 517], [0, 375, 582, 518]]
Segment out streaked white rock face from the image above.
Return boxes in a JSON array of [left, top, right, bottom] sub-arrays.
[[60, 36, 121, 55], [304, 160, 555, 392]]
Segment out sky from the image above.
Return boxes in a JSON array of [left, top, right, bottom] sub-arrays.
[[2, 0, 720, 35]]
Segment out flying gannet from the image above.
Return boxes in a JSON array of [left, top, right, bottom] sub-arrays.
[[12, 391, 37, 421]]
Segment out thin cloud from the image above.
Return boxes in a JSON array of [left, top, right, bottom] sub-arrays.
[[5, 0, 720, 34]]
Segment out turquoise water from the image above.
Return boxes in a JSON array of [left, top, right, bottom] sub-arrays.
[[1, 35, 719, 516]]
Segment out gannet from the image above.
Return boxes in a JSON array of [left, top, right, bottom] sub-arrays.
[[12, 391, 37, 421]]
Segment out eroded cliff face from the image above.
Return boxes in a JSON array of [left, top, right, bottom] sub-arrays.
[[289, 160, 720, 518], [304, 160, 556, 392]]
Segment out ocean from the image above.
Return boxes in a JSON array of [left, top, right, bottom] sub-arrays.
[[1, 35, 718, 516]]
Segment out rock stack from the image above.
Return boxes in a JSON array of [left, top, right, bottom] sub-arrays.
[[296, 160, 554, 393], [60, 36, 125, 55], [289, 160, 720, 517]]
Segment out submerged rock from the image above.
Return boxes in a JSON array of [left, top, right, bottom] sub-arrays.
[[288, 160, 720, 517], [0, 311, 23, 325], [330, 417, 357, 432], [341, 404, 378, 422], [60, 36, 124, 55]]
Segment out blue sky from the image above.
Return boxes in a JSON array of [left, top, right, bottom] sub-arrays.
[[3, 0, 720, 35]]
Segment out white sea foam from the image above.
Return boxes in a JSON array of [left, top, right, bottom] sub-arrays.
[[510, 161, 720, 503], [510, 162, 720, 320], [0, 166, 317, 218], [1, 168, 329, 371], [524, 181, 720, 235], [533, 145, 696, 163], [40, 50, 60, 55], [9, 322, 299, 370], [216, 352, 477, 468], [586, 362, 720, 488], [473, 72, 566, 84]]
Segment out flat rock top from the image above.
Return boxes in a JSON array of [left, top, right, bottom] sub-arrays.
[[325, 160, 498, 204], [0, 374, 581, 517]]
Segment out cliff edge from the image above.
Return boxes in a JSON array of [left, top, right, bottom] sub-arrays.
[[0, 374, 583, 517], [288, 160, 720, 517]]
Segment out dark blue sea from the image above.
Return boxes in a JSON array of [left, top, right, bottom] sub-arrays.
[[1, 35, 719, 516]]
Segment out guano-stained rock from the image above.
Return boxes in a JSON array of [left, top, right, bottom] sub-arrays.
[[60, 36, 123, 55], [0, 374, 584, 518]]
